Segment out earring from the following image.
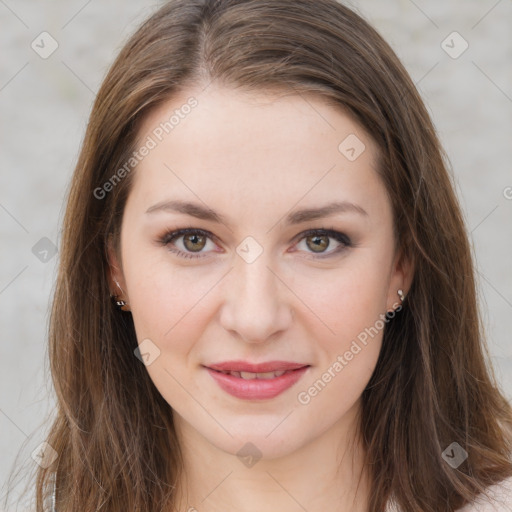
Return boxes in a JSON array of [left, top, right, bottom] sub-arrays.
[[110, 278, 130, 312], [397, 289, 406, 302], [110, 293, 130, 311], [112, 296, 130, 311]]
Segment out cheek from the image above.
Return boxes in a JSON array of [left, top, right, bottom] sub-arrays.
[[299, 257, 390, 346], [293, 274, 387, 427], [125, 260, 215, 407], [294, 253, 390, 400], [122, 246, 218, 352]]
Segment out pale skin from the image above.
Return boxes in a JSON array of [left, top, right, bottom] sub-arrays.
[[108, 83, 414, 512]]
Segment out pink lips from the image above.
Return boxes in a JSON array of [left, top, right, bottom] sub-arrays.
[[204, 360, 310, 400]]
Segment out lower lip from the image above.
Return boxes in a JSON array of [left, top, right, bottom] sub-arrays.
[[205, 366, 309, 400]]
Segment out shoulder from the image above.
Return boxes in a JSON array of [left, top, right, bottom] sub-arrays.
[[457, 477, 512, 512]]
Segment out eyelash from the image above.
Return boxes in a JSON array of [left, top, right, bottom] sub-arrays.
[[157, 227, 353, 260]]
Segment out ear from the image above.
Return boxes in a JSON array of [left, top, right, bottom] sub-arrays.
[[386, 244, 415, 312], [106, 234, 127, 298]]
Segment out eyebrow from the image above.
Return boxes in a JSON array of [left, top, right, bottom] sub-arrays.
[[145, 199, 368, 225]]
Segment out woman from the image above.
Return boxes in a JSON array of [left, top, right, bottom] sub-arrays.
[[30, 0, 512, 510]]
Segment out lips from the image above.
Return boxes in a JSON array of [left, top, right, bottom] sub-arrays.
[[217, 369, 287, 379], [204, 360, 310, 400], [206, 360, 308, 373]]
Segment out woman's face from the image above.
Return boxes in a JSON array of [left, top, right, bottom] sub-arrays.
[[108, 84, 411, 459]]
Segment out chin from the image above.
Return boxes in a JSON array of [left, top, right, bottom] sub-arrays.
[[203, 417, 310, 461]]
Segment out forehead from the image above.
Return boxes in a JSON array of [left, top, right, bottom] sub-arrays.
[[128, 84, 387, 223]]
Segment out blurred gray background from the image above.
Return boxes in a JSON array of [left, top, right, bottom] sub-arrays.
[[1, 0, 511, 509]]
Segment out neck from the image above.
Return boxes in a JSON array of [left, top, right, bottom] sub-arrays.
[[171, 403, 370, 512]]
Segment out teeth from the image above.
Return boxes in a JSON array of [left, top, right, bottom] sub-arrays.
[[222, 370, 287, 379]]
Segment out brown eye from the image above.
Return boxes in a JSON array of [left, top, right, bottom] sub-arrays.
[[159, 227, 352, 261], [159, 228, 216, 259], [183, 233, 207, 252], [294, 228, 352, 258], [305, 234, 329, 253]]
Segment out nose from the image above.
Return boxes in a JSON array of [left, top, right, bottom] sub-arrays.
[[218, 251, 293, 344]]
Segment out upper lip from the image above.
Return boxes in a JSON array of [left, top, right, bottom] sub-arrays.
[[206, 360, 309, 373]]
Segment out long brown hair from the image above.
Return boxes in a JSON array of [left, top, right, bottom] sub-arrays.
[[17, 0, 512, 510]]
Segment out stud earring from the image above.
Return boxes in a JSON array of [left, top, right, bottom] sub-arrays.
[[397, 289, 406, 302], [110, 278, 130, 312], [113, 297, 129, 310]]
